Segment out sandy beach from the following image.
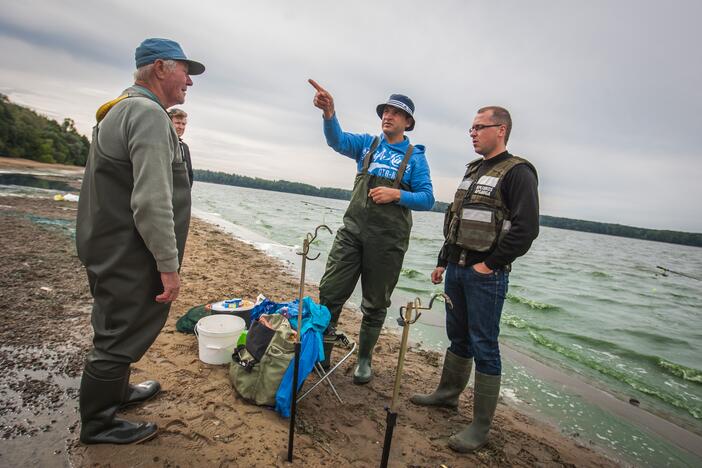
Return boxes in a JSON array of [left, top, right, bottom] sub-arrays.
[[0, 158, 620, 467]]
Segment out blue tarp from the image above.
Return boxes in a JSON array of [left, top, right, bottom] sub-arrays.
[[250, 296, 330, 417]]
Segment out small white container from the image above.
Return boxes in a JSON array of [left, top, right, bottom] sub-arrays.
[[194, 314, 246, 365]]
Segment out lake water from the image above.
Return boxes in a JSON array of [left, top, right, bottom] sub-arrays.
[[192, 181, 702, 466]]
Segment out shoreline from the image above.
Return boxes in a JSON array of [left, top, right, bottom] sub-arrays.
[[0, 157, 698, 466], [189, 184, 702, 461], [501, 345, 702, 460], [196, 205, 702, 464]]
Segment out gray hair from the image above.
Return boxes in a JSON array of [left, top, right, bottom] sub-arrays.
[[133, 59, 178, 81]]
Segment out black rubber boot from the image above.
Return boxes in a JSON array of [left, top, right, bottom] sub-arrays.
[[353, 322, 382, 385], [119, 368, 161, 408], [448, 372, 501, 452], [79, 369, 158, 445], [122, 381, 161, 408], [410, 349, 472, 408]]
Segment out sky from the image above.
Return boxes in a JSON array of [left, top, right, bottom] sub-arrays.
[[1, 0, 701, 232]]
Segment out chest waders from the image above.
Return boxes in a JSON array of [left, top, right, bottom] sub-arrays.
[[319, 138, 413, 384], [75, 92, 191, 444]]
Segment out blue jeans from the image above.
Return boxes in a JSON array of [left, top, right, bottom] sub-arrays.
[[444, 262, 509, 376]]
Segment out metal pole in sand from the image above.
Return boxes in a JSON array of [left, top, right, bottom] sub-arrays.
[[380, 293, 452, 468], [287, 224, 331, 463]]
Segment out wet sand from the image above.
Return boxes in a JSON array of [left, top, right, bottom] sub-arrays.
[[0, 157, 623, 467]]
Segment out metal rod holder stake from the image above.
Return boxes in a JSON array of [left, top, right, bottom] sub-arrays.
[[380, 293, 452, 468], [287, 224, 331, 463]]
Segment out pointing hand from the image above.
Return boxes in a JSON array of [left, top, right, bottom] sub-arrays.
[[308, 79, 335, 120]]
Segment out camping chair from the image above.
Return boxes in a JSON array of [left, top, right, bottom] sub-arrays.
[[297, 331, 356, 403]]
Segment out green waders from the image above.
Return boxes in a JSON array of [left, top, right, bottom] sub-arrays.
[[319, 138, 413, 384], [75, 102, 191, 444]]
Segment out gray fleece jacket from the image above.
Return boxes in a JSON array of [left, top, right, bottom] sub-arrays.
[[96, 85, 182, 271]]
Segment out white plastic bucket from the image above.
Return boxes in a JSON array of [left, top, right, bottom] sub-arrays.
[[194, 314, 246, 365]]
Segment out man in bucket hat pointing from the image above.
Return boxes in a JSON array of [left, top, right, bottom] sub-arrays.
[[309, 79, 434, 384], [76, 38, 204, 444]]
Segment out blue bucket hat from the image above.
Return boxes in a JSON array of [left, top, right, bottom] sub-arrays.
[[135, 38, 205, 75], [376, 94, 415, 131]]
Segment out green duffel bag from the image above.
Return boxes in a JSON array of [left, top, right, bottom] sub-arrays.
[[175, 304, 210, 334], [229, 314, 296, 407]]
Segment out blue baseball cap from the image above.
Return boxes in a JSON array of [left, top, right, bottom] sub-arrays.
[[135, 38, 205, 75], [376, 94, 415, 131]]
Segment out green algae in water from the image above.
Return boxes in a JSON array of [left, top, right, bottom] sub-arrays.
[[0, 173, 74, 192]]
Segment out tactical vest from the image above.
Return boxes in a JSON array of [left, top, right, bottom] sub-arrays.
[[445, 155, 535, 253]]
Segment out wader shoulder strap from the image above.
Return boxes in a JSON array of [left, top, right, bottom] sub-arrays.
[[95, 89, 165, 123], [393, 144, 414, 188], [361, 137, 381, 174], [95, 94, 129, 123]]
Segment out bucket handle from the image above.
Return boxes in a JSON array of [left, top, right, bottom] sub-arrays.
[[205, 343, 236, 351]]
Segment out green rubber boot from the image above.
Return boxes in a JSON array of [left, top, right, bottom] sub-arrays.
[[448, 372, 501, 453], [410, 350, 472, 408], [353, 323, 382, 385]]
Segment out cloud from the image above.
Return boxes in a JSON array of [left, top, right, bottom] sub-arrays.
[[1, 0, 701, 230]]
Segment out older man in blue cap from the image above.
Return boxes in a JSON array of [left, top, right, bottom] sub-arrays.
[[308, 79, 435, 384], [76, 38, 204, 444]]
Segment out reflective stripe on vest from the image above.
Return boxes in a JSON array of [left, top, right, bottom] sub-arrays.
[[446, 155, 534, 253]]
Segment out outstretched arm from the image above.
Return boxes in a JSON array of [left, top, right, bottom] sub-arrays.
[[309, 78, 372, 161]]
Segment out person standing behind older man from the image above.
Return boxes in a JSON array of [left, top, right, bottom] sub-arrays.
[[76, 38, 205, 445], [168, 108, 194, 188], [411, 106, 538, 453]]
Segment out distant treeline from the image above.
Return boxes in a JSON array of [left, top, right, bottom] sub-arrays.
[[539, 215, 702, 248], [0, 94, 89, 166], [195, 169, 702, 247], [195, 169, 449, 213], [195, 169, 354, 201]]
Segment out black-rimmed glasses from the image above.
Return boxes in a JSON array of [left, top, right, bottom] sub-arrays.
[[468, 124, 502, 134]]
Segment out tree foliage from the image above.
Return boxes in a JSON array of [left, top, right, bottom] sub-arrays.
[[194, 169, 354, 201], [539, 215, 702, 248], [0, 94, 90, 166]]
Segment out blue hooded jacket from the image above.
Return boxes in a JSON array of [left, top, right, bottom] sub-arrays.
[[323, 114, 435, 211]]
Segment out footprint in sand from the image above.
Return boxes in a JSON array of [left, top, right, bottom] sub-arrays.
[[170, 368, 199, 380], [146, 349, 177, 367], [159, 430, 213, 450], [164, 418, 188, 430], [172, 343, 194, 353]]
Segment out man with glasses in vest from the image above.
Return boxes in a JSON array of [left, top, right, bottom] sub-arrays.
[[308, 79, 435, 385], [411, 106, 539, 452], [76, 38, 204, 444]]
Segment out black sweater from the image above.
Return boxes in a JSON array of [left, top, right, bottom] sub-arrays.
[[437, 151, 539, 271], [179, 139, 194, 188]]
